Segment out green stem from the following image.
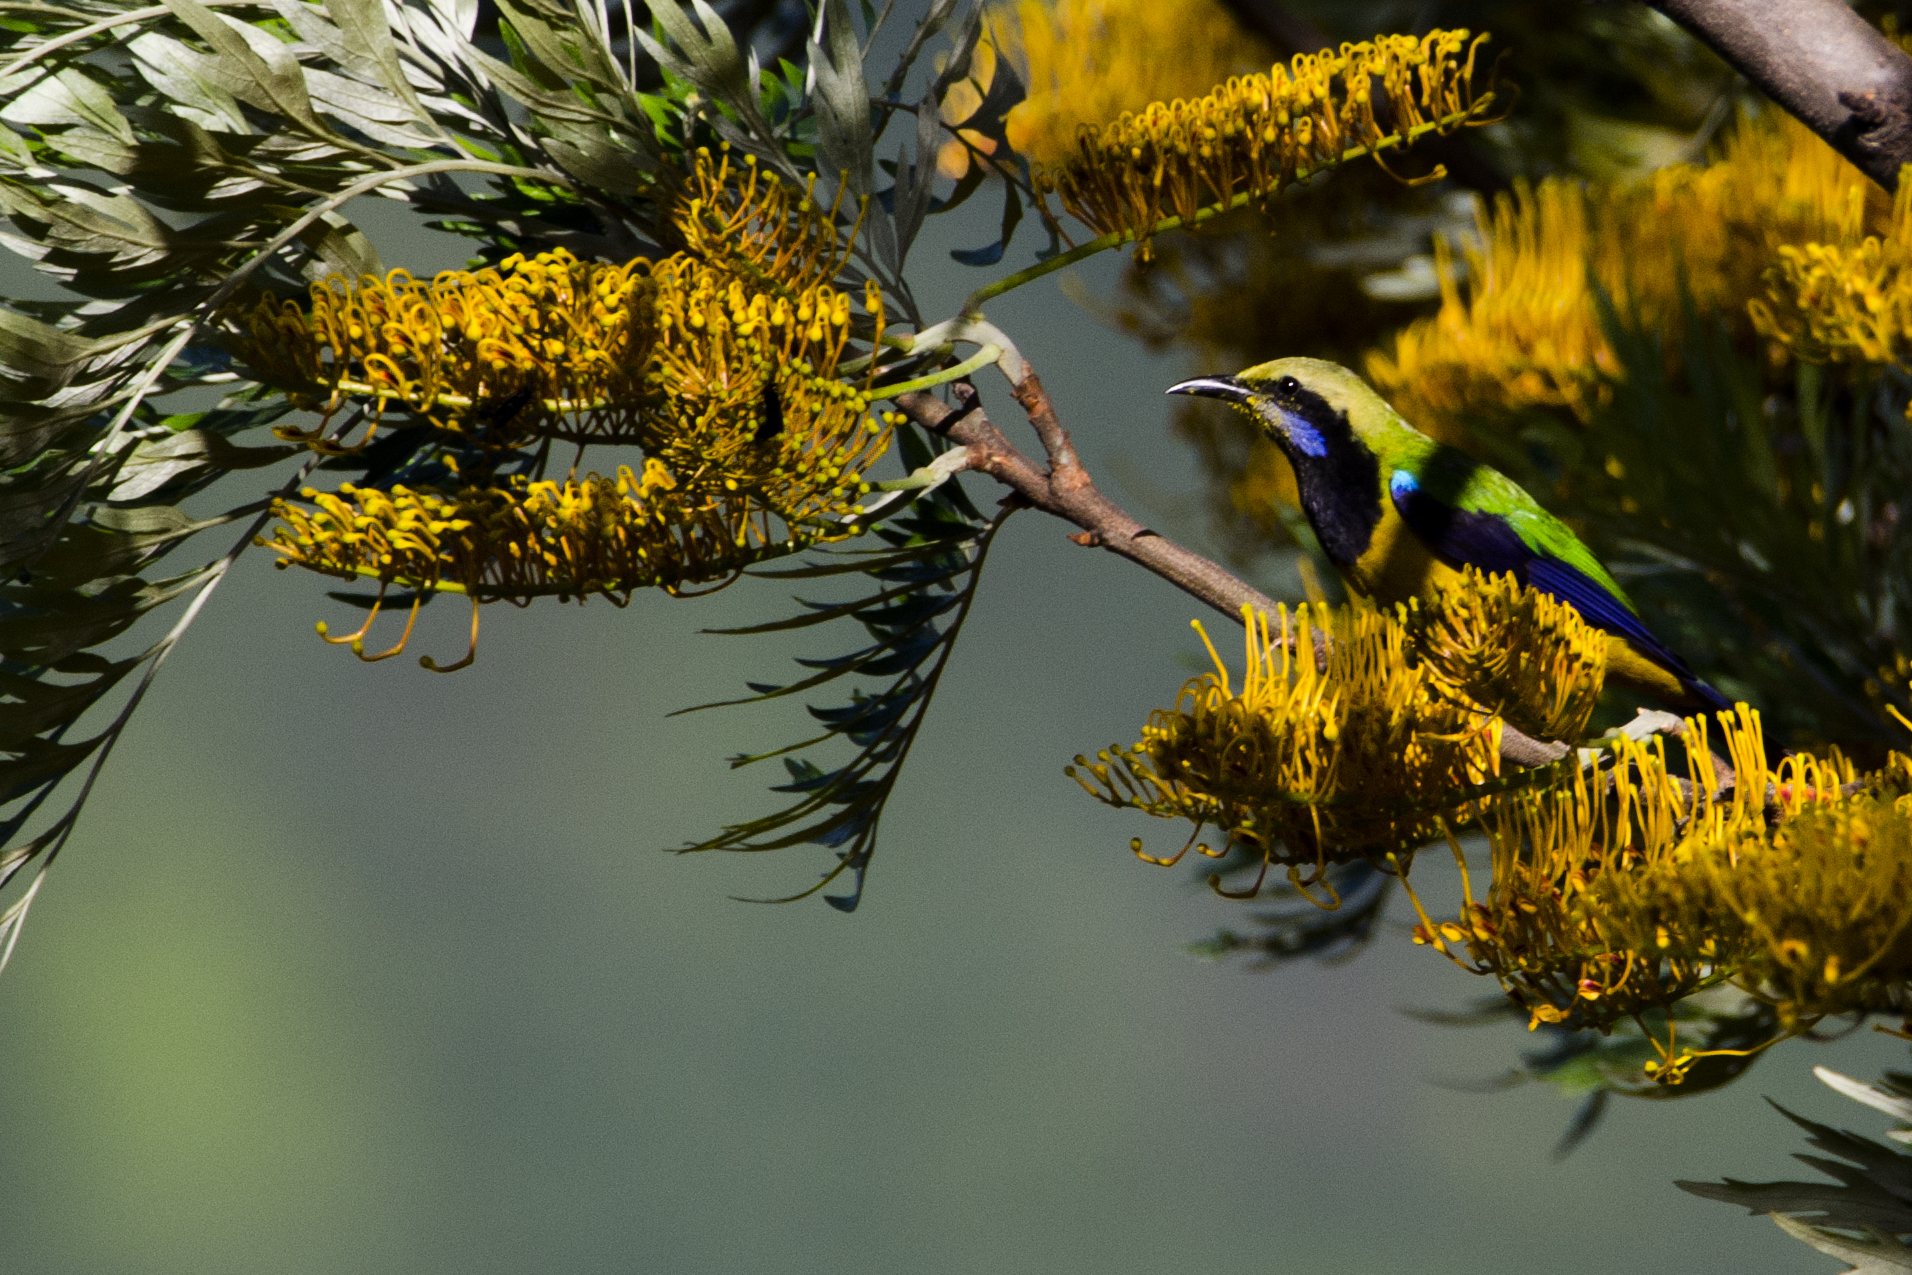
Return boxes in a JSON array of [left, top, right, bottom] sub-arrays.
[[960, 104, 1493, 315], [873, 343, 1002, 397]]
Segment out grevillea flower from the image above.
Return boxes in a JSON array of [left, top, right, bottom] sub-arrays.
[[265, 460, 781, 604], [1405, 566, 1608, 742], [1368, 110, 1890, 428], [261, 451, 867, 669], [1415, 705, 1912, 1082], [1750, 179, 1912, 365], [1070, 596, 1504, 898], [1032, 29, 1495, 253], [1422, 713, 1789, 1038], [227, 249, 659, 452], [671, 145, 863, 295], [1668, 780, 1912, 1029], [235, 158, 895, 668], [223, 239, 888, 463], [638, 256, 890, 511], [255, 265, 892, 666]]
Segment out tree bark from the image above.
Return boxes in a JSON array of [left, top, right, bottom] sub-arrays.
[[1648, 0, 1912, 191]]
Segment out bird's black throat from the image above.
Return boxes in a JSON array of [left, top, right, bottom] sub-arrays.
[[1265, 385, 1381, 570]]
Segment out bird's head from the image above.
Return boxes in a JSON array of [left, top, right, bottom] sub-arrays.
[[1166, 357, 1393, 462]]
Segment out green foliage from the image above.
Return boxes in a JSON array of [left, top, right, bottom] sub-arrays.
[[1093, 2, 1912, 1160], [1187, 859, 1393, 964], [11, 10, 1912, 1257], [1407, 989, 1784, 1155], [1681, 1063, 1912, 1270], [0, 0, 657, 952], [0, 0, 1044, 944], [681, 432, 998, 911]]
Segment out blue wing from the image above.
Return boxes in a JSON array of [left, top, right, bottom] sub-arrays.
[[1388, 469, 1720, 703]]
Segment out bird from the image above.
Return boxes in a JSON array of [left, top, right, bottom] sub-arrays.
[[1167, 356, 1733, 718]]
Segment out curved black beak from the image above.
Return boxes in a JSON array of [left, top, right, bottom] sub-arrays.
[[1166, 374, 1252, 402]]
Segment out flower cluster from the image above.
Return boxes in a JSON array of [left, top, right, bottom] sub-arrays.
[[1404, 566, 1608, 743], [1750, 180, 1912, 365], [1416, 706, 1912, 1081], [638, 255, 889, 514], [228, 249, 658, 451], [1070, 595, 1506, 895], [1369, 110, 1891, 428], [1423, 711, 1784, 1032], [229, 146, 896, 668], [264, 459, 798, 608], [1084, 572, 1912, 1079], [257, 272, 891, 663], [671, 146, 862, 295], [1032, 29, 1495, 253], [989, 0, 1274, 167]]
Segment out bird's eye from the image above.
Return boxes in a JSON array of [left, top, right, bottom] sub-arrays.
[[1277, 376, 1299, 394]]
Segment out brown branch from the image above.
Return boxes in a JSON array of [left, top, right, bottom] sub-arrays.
[[1499, 730, 1570, 768], [1648, 0, 1912, 192], [1009, 371, 1087, 489], [894, 384, 1280, 621]]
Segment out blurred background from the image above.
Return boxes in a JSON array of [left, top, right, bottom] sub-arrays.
[[2, 2, 1910, 1272]]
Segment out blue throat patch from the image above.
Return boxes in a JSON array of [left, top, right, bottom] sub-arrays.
[[1275, 407, 1330, 458]]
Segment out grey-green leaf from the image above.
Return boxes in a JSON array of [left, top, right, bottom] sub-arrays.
[[809, 0, 873, 197], [158, 0, 325, 132], [0, 68, 137, 145], [1772, 1215, 1912, 1274], [641, 0, 748, 101]]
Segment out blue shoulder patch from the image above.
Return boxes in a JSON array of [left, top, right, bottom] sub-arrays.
[[1390, 468, 1530, 575]]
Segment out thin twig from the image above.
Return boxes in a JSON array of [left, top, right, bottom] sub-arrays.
[[894, 384, 1279, 620]]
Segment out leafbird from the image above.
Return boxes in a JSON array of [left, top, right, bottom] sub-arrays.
[[1168, 357, 1732, 717]]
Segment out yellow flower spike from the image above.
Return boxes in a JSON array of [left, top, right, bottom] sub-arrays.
[[1074, 594, 1503, 890], [671, 144, 863, 296], [1371, 109, 1896, 430], [221, 249, 662, 452], [1024, 27, 1494, 253], [228, 248, 893, 535], [1406, 566, 1608, 742], [1753, 173, 1912, 365], [262, 456, 810, 630], [262, 271, 899, 650], [1434, 703, 1912, 1066]]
